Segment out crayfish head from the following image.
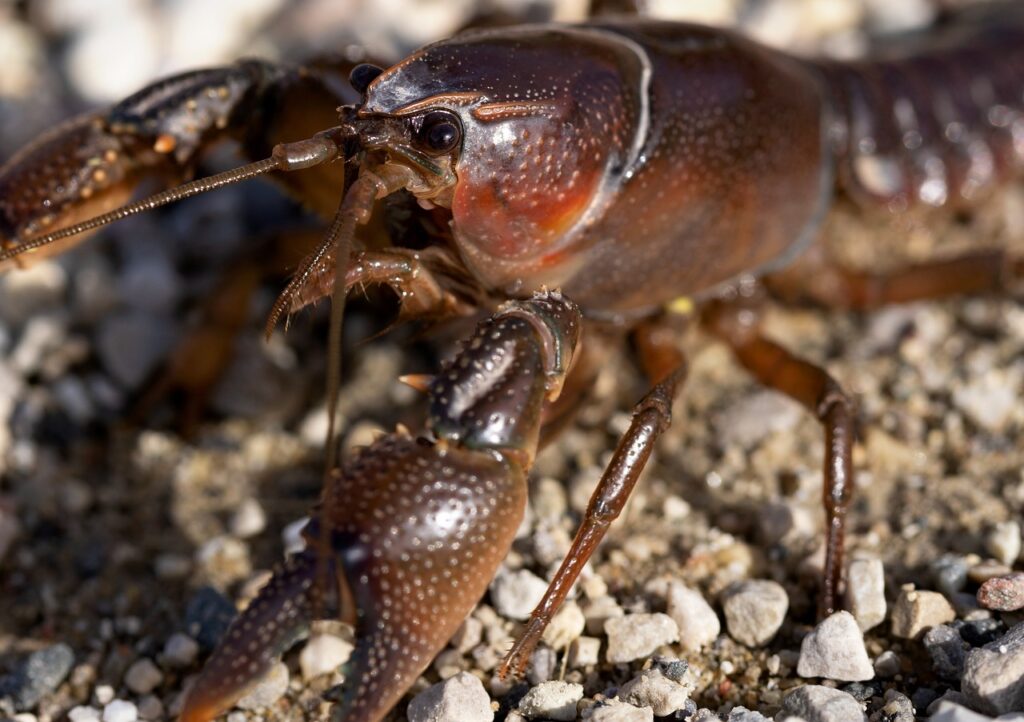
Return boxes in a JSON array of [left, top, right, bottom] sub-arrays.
[[338, 99, 462, 207]]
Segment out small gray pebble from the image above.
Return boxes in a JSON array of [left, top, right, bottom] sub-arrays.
[[618, 668, 692, 716], [604, 613, 679, 664], [0, 643, 75, 711], [490, 569, 548, 621], [847, 559, 886, 632], [928, 700, 996, 721], [962, 622, 1024, 715], [666, 582, 720, 651], [517, 681, 583, 721], [161, 634, 199, 669], [136, 695, 163, 721], [780, 685, 867, 722], [728, 707, 771, 721], [924, 624, 967, 680], [873, 650, 901, 678], [651, 656, 688, 683], [932, 555, 970, 597], [874, 690, 914, 722], [583, 700, 653, 721], [123, 658, 162, 696], [527, 647, 558, 685], [797, 611, 874, 681], [722, 580, 788, 647], [451, 617, 483, 654], [407, 672, 493, 722]]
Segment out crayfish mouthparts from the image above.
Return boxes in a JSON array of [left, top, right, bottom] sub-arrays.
[[179, 292, 582, 722]]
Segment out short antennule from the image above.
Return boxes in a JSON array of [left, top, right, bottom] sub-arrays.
[[0, 131, 345, 266]]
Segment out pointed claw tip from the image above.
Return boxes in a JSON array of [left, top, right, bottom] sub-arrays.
[[398, 374, 433, 393]]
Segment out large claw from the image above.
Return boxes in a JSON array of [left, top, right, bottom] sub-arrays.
[[179, 292, 582, 722], [0, 60, 344, 268]]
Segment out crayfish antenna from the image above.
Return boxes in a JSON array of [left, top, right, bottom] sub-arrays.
[[0, 131, 344, 267]]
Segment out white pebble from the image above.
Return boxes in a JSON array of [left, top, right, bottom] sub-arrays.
[[582, 595, 624, 635], [407, 671, 493, 722], [952, 369, 1018, 433], [137, 695, 163, 721], [569, 637, 601, 668], [666, 582, 720, 651], [124, 658, 163, 695], [781, 685, 866, 722], [451, 617, 483, 654], [873, 650, 901, 678], [604, 613, 680, 664], [797, 611, 874, 681], [95, 685, 115, 705], [237, 662, 289, 710], [299, 634, 354, 681], [161, 633, 199, 669], [195, 535, 252, 587], [721, 580, 789, 647], [230, 498, 267, 539], [102, 701, 138, 722], [583, 699, 654, 721], [69, 707, 101, 722], [0, 260, 67, 324], [281, 517, 310, 555], [618, 668, 693, 716], [846, 558, 886, 632], [542, 601, 585, 651], [987, 521, 1022, 567], [490, 568, 548, 621], [517, 681, 583, 721]]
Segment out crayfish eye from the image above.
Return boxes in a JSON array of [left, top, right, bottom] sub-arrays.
[[416, 111, 462, 155]]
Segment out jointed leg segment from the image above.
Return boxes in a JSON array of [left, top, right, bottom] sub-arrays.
[[705, 297, 855, 616], [501, 345, 687, 677]]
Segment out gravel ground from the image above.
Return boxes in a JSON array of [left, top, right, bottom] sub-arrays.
[[1, 1, 1024, 721]]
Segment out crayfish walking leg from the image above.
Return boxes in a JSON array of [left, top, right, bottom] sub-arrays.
[[179, 291, 581, 722]]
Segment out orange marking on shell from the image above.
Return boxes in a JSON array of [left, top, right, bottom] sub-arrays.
[[472, 100, 559, 121]]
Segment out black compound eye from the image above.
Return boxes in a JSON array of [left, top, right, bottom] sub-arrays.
[[416, 111, 462, 154]]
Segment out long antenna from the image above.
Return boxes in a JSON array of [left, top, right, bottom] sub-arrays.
[[0, 131, 344, 265]]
